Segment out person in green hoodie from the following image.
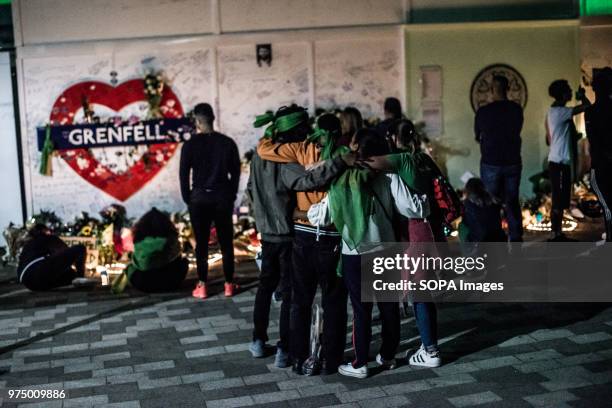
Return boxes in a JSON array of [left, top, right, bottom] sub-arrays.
[[114, 208, 188, 293]]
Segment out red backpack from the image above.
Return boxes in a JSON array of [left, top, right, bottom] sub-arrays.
[[432, 173, 462, 225]]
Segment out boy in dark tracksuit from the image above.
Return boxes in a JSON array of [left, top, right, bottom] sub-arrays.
[[257, 112, 351, 375], [248, 106, 352, 368]]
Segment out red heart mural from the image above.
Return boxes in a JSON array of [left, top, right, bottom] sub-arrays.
[[49, 79, 184, 201]]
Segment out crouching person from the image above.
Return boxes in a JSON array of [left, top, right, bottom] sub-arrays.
[[18, 224, 87, 291], [115, 208, 188, 293]]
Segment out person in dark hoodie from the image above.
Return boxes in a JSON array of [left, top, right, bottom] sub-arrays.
[[17, 224, 88, 291], [459, 178, 507, 243], [248, 105, 355, 369], [585, 68, 612, 242], [376, 97, 404, 141], [113, 208, 188, 294]]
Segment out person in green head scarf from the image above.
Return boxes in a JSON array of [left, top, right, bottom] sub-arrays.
[[329, 127, 404, 379], [113, 208, 188, 294], [256, 110, 355, 376], [354, 119, 445, 369], [357, 119, 447, 243], [248, 106, 352, 369]]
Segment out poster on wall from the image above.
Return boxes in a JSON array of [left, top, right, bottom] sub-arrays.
[[21, 48, 214, 220], [420, 65, 442, 102]]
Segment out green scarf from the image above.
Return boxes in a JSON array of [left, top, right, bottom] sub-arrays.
[[327, 146, 375, 251], [253, 111, 308, 139], [39, 125, 54, 176], [113, 236, 180, 294], [306, 127, 336, 160]]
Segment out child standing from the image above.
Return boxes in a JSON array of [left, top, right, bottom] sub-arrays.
[[546, 80, 591, 241]]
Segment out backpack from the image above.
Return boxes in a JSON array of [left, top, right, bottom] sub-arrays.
[[432, 174, 462, 226]]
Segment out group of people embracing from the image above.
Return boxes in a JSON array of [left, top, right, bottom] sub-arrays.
[[248, 102, 449, 379]]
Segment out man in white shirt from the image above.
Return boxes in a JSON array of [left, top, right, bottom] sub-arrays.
[[546, 80, 591, 241]]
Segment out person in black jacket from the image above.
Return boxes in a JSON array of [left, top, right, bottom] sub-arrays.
[[585, 68, 612, 241], [17, 224, 87, 291], [376, 97, 403, 142], [475, 75, 524, 242], [180, 103, 241, 299]]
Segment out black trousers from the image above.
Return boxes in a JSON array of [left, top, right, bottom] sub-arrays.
[[21, 245, 86, 291], [343, 254, 400, 368], [592, 169, 612, 242], [549, 162, 572, 235], [252, 241, 292, 350], [290, 230, 347, 369], [189, 200, 235, 283], [130, 257, 189, 293]]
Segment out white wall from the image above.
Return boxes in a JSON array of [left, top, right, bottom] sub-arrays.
[[13, 0, 215, 45], [13, 0, 406, 45], [219, 0, 403, 32], [0, 52, 24, 246], [15, 27, 403, 220]]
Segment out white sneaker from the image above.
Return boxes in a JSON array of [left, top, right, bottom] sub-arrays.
[[407, 345, 441, 368], [338, 363, 368, 379], [375, 353, 397, 370]]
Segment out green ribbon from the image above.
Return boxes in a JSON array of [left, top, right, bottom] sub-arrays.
[[307, 127, 338, 161], [39, 125, 54, 176], [253, 112, 274, 128], [254, 111, 307, 139]]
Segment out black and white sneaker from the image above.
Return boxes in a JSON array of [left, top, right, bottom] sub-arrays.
[[407, 345, 441, 368]]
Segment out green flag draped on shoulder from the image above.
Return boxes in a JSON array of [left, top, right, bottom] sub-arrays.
[[326, 145, 375, 251]]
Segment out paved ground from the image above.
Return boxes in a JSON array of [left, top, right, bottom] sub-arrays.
[[0, 219, 611, 407]]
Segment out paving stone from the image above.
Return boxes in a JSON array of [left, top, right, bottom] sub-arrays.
[[134, 360, 175, 372], [514, 359, 563, 374], [277, 376, 324, 390], [337, 387, 386, 403], [523, 390, 579, 406], [529, 329, 574, 342], [251, 390, 300, 404], [473, 356, 522, 370], [62, 395, 109, 407], [185, 346, 225, 358], [181, 370, 225, 384], [179, 334, 218, 345], [137, 375, 182, 390], [200, 377, 245, 391], [206, 395, 255, 408], [515, 349, 564, 362], [298, 382, 349, 397], [243, 371, 289, 385], [569, 332, 612, 344], [94, 402, 140, 408], [447, 391, 502, 407], [382, 379, 431, 395], [357, 395, 410, 408], [63, 377, 107, 390]]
